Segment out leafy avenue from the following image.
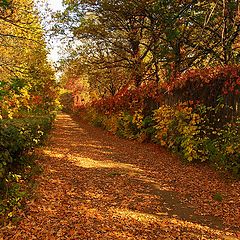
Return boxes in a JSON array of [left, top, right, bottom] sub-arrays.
[[0, 0, 240, 239]]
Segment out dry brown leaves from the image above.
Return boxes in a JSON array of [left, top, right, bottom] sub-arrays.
[[0, 113, 239, 239]]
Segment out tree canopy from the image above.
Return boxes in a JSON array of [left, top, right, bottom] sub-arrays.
[[0, 0, 58, 118], [53, 0, 240, 98]]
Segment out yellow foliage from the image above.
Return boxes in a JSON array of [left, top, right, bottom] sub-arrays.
[[153, 103, 205, 161], [132, 110, 144, 130], [104, 114, 119, 133]]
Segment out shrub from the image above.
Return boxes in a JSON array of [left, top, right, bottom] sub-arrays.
[[104, 114, 119, 133], [153, 103, 240, 176], [153, 103, 207, 161], [83, 107, 107, 128], [116, 112, 139, 138], [0, 115, 53, 181], [212, 123, 240, 176]]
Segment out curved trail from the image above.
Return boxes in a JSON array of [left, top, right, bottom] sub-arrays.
[[1, 113, 239, 239]]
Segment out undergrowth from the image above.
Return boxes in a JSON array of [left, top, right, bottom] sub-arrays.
[[0, 154, 43, 226]]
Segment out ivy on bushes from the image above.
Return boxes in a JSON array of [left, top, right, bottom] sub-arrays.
[[81, 81, 162, 115]]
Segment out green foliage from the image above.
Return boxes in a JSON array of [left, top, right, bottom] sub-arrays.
[[0, 154, 43, 225], [212, 123, 240, 177], [116, 112, 139, 139], [135, 114, 156, 142], [83, 107, 106, 128], [154, 104, 204, 161], [0, 114, 53, 223], [84, 107, 156, 143], [0, 0, 10, 8], [0, 115, 53, 181]]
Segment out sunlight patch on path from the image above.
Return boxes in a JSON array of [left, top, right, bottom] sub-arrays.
[[42, 147, 143, 173], [43, 149, 67, 159], [71, 156, 143, 173], [110, 208, 233, 239]]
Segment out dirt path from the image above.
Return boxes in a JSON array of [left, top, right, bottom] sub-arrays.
[[1, 113, 240, 239]]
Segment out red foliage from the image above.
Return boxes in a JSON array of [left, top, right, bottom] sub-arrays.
[[88, 81, 163, 115], [77, 65, 240, 114], [162, 65, 240, 96]]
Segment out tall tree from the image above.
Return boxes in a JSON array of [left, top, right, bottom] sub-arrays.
[[55, 0, 158, 86], [0, 0, 57, 118]]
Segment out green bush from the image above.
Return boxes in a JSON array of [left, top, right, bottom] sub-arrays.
[[0, 115, 53, 181], [212, 123, 240, 176], [153, 103, 205, 161]]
